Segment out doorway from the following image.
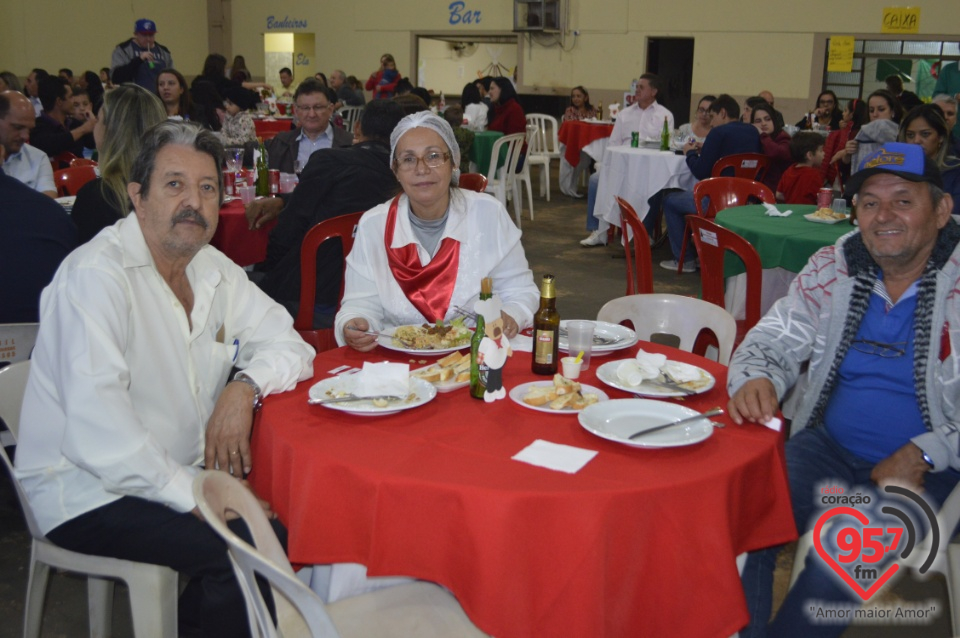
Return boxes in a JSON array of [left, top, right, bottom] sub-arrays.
[[647, 38, 695, 126]]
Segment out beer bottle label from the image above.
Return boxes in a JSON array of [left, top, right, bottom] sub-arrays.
[[533, 329, 555, 364]]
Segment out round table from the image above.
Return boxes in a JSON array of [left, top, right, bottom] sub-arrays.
[[558, 119, 615, 166], [467, 130, 504, 176], [253, 117, 294, 140], [249, 342, 796, 638], [210, 199, 278, 267], [714, 204, 854, 318], [594, 146, 697, 228]]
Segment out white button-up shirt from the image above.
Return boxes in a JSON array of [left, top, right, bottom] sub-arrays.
[[15, 214, 314, 534], [2, 143, 56, 194], [609, 100, 675, 147]]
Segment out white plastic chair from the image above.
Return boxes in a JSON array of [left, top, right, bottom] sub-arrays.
[[193, 470, 487, 638], [596, 293, 737, 365], [525, 113, 560, 201], [338, 106, 363, 134], [514, 124, 537, 220], [0, 361, 178, 638], [482, 132, 525, 227], [0, 323, 38, 448]]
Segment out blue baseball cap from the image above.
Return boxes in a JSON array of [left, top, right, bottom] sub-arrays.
[[135, 19, 157, 34], [844, 142, 942, 197]]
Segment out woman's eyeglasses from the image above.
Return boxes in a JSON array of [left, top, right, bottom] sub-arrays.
[[395, 152, 450, 171], [850, 339, 907, 358]]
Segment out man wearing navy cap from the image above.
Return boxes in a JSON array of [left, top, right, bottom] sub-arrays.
[[729, 143, 958, 637], [110, 18, 173, 92]]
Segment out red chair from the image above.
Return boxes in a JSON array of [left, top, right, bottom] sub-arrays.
[[53, 166, 98, 197], [458, 173, 488, 193], [69, 158, 98, 168], [711, 153, 769, 182], [685, 216, 763, 344], [295, 211, 365, 353], [50, 151, 79, 171], [677, 177, 773, 272], [616, 197, 654, 296]]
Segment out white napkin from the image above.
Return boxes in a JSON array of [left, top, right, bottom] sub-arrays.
[[512, 439, 598, 474], [761, 417, 783, 432], [762, 202, 792, 217], [352, 362, 409, 397], [661, 360, 701, 383], [511, 333, 534, 353], [616, 349, 666, 386]]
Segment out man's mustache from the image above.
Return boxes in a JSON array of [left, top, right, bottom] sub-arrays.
[[171, 208, 209, 229]]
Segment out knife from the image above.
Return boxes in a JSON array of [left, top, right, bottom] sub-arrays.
[[627, 408, 724, 440], [308, 394, 405, 406]]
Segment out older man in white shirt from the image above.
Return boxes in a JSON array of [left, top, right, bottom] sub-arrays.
[[0, 91, 56, 197], [15, 121, 314, 637], [580, 73, 674, 246]]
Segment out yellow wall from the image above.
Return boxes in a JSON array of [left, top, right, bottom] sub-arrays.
[[2, 0, 958, 120]]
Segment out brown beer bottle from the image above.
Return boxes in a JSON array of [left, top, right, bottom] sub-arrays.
[[531, 274, 560, 375]]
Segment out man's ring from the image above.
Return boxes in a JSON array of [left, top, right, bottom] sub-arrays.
[[230, 450, 239, 456]]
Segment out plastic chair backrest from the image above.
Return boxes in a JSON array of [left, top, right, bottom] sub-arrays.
[[686, 217, 763, 333], [69, 158, 98, 168], [0, 323, 40, 366], [711, 153, 770, 181], [525, 113, 560, 157], [483, 133, 524, 185], [458, 173, 488, 193], [597, 294, 737, 364], [194, 471, 341, 638], [616, 197, 654, 296], [693, 177, 775, 219], [53, 166, 98, 197], [50, 151, 79, 171], [339, 106, 363, 133], [0, 361, 48, 540]]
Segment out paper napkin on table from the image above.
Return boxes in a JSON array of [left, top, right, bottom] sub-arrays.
[[661, 360, 701, 383], [513, 440, 598, 474], [352, 361, 409, 397], [617, 349, 666, 386], [762, 202, 792, 217], [511, 333, 533, 353]]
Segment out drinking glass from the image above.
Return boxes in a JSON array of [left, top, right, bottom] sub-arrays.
[[237, 185, 256, 205], [565, 320, 595, 371], [225, 147, 243, 174]]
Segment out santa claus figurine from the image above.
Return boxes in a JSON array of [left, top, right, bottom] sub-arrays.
[[475, 295, 513, 402]]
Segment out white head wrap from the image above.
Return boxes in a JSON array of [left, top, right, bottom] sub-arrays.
[[389, 111, 461, 185]]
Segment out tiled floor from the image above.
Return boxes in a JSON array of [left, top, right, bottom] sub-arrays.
[[0, 164, 952, 636]]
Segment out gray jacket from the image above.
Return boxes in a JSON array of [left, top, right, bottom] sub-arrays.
[[728, 223, 960, 471]]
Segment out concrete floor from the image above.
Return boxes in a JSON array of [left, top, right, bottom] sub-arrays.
[[0, 164, 953, 636]]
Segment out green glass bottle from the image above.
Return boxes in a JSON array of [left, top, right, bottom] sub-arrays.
[[255, 136, 270, 197], [470, 278, 493, 399], [660, 116, 670, 151]]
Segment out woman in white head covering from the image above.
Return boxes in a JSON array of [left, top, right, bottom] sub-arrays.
[[336, 111, 539, 351]]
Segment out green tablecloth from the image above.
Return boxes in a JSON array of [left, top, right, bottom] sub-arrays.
[[714, 204, 855, 277], [469, 130, 505, 175]]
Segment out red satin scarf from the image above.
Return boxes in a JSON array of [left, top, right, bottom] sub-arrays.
[[384, 195, 461, 322]]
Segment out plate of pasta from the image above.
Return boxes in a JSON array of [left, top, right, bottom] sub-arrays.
[[377, 320, 473, 356]]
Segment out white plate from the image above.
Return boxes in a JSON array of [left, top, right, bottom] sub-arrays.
[[308, 375, 437, 416], [411, 362, 470, 393], [558, 321, 638, 356], [509, 381, 609, 414], [804, 213, 850, 225], [579, 399, 714, 448], [595, 359, 716, 397], [377, 325, 473, 356]]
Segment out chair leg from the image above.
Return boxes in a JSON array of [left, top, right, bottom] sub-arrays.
[[88, 577, 114, 638], [510, 179, 522, 227], [24, 552, 50, 638], [524, 176, 535, 220], [541, 163, 551, 202], [126, 567, 179, 638]]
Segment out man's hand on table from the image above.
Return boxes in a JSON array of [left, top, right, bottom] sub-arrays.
[[343, 317, 378, 352], [205, 381, 255, 476], [728, 378, 779, 425], [500, 311, 519, 339], [871, 443, 930, 491], [245, 196, 284, 230]]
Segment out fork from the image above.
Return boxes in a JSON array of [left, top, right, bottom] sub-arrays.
[[345, 326, 414, 348], [453, 305, 478, 321]]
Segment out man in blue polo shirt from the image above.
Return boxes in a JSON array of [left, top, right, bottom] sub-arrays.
[[728, 143, 959, 637]]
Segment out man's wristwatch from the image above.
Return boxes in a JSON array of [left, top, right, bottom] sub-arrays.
[[232, 372, 263, 411]]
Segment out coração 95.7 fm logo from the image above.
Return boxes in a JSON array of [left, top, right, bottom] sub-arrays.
[[813, 484, 939, 601]]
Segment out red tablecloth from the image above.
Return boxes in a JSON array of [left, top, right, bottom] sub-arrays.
[[210, 199, 277, 267], [250, 342, 796, 638], [558, 120, 615, 165], [253, 117, 294, 139]]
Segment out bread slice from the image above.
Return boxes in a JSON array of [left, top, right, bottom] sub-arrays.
[[438, 351, 464, 367], [414, 366, 442, 383], [549, 392, 577, 410], [523, 385, 557, 406], [553, 374, 581, 395], [455, 370, 471, 384], [439, 366, 456, 382], [453, 357, 472, 374]]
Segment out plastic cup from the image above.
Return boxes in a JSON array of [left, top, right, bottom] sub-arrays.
[[238, 185, 256, 205], [561, 356, 582, 380], [279, 173, 299, 194], [565, 320, 595, 370], [832, 198, 848, 215]]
